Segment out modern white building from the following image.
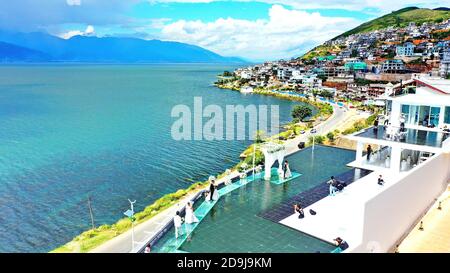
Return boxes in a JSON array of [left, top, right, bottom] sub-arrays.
[[343, 75, 450, 252], [281, 75, 450, 253]]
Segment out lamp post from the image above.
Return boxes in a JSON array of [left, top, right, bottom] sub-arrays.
[[311, 128, 317, 150], [252, 143, 256, 179], [124, 199, 136, 251]]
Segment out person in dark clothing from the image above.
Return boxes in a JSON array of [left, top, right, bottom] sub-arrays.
[[374, 117, 379, 128], [293, 203, 304, 219], [377, 175, 385, 186], [334, 237, 349, 251], [366, 145, 372, 161]]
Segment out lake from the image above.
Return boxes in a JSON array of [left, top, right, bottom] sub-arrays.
[[0, 64, 311, 252]]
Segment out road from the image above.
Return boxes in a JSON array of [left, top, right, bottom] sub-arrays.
[[284, 103, 348, 155]]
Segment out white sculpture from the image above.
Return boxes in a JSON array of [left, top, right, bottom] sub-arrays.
[[260, 143, 286, 180]]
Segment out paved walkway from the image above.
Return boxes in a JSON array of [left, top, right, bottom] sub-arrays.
[[397, 187, 450, 253], [90, 170, 240, 253]]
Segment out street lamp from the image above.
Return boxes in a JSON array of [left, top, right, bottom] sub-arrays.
[[311, 128, 317, 150], [124, 199, 136, 251]]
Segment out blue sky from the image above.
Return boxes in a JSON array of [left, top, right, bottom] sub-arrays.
[[0, 0, 448, 61]]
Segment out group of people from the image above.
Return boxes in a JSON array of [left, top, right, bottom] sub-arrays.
[[173, 176, 219, 239], [173, 201, 200, 239]]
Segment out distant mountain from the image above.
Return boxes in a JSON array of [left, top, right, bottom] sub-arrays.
[[334, 7, 450, 39], [300, 7, 450, 60], [0, 41, 49, 61], [0, 30, 245, 63], [434, 7, 450, 11]]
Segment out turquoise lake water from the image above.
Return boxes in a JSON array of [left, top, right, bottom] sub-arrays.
[[0, 64, 312, 252]]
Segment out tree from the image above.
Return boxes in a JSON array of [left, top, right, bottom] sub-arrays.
[[254, 130, 266, 144], [291, 105, 313, 122], [223, 71, 233, 77], [326, 132, 335, 142]]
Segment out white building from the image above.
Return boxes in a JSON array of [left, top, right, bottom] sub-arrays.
[[281, 75, 450, 254], [343, 76, 450, 252]]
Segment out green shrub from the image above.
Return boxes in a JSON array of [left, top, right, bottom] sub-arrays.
[[326, 132, 335, 142], [308, 135, 325, 145]]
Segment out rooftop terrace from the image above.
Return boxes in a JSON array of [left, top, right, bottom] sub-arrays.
[[354, 126, 448, 150]]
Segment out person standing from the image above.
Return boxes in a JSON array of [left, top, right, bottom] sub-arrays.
[[374, 117, 379, 129], [174, 211, 184, 239], [185, 201, 199, 224], [399, 114, 406, 132], [208, 179, 216, 202], [211, 179, 219, 201], [283, 160, 292, 179], [327, 176, 338, 196], [366, 145, 373, 162]]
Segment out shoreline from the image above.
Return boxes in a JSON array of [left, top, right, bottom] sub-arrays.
[[51, 84, 343, 253]]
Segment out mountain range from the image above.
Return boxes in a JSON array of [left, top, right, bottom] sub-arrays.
[[0, 30, 244, 63], [334, 7, 450, 39]]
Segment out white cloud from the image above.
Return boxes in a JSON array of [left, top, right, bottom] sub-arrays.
[[159, 5, 360, 60], [60, 25, 95, 39], [149, 0, 450, 12], [66, 0, 82, 6]]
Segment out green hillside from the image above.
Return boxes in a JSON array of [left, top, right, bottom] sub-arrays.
[[334, 7, 450, 39]]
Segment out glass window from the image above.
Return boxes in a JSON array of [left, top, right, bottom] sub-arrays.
[[430, 107, 440, 127], [401, 104, 410, 123], [445, 107, 450, 124]]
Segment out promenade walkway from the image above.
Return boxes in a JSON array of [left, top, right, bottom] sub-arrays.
[[90, 170, 240, 253]]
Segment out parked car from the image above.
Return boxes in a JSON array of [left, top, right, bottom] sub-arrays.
[[310, 128, 317, 134], [300, 130, 305, 134]]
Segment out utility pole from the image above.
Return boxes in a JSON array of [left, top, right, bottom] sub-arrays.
[[87, 196, 95, 229]]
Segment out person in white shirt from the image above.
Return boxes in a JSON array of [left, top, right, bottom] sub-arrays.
[[174, 211, 184, 238], [144, 243, 151, 253], [185, 201, 199, 224]]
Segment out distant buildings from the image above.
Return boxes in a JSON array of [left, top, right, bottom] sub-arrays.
[[225, 19, 450, 101], [440, 48, 450, 78], [381, 60, 406, 74], [396, 42, 415, 57]]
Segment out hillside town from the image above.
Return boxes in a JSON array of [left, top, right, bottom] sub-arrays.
[[217, 19, 450, 105]]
